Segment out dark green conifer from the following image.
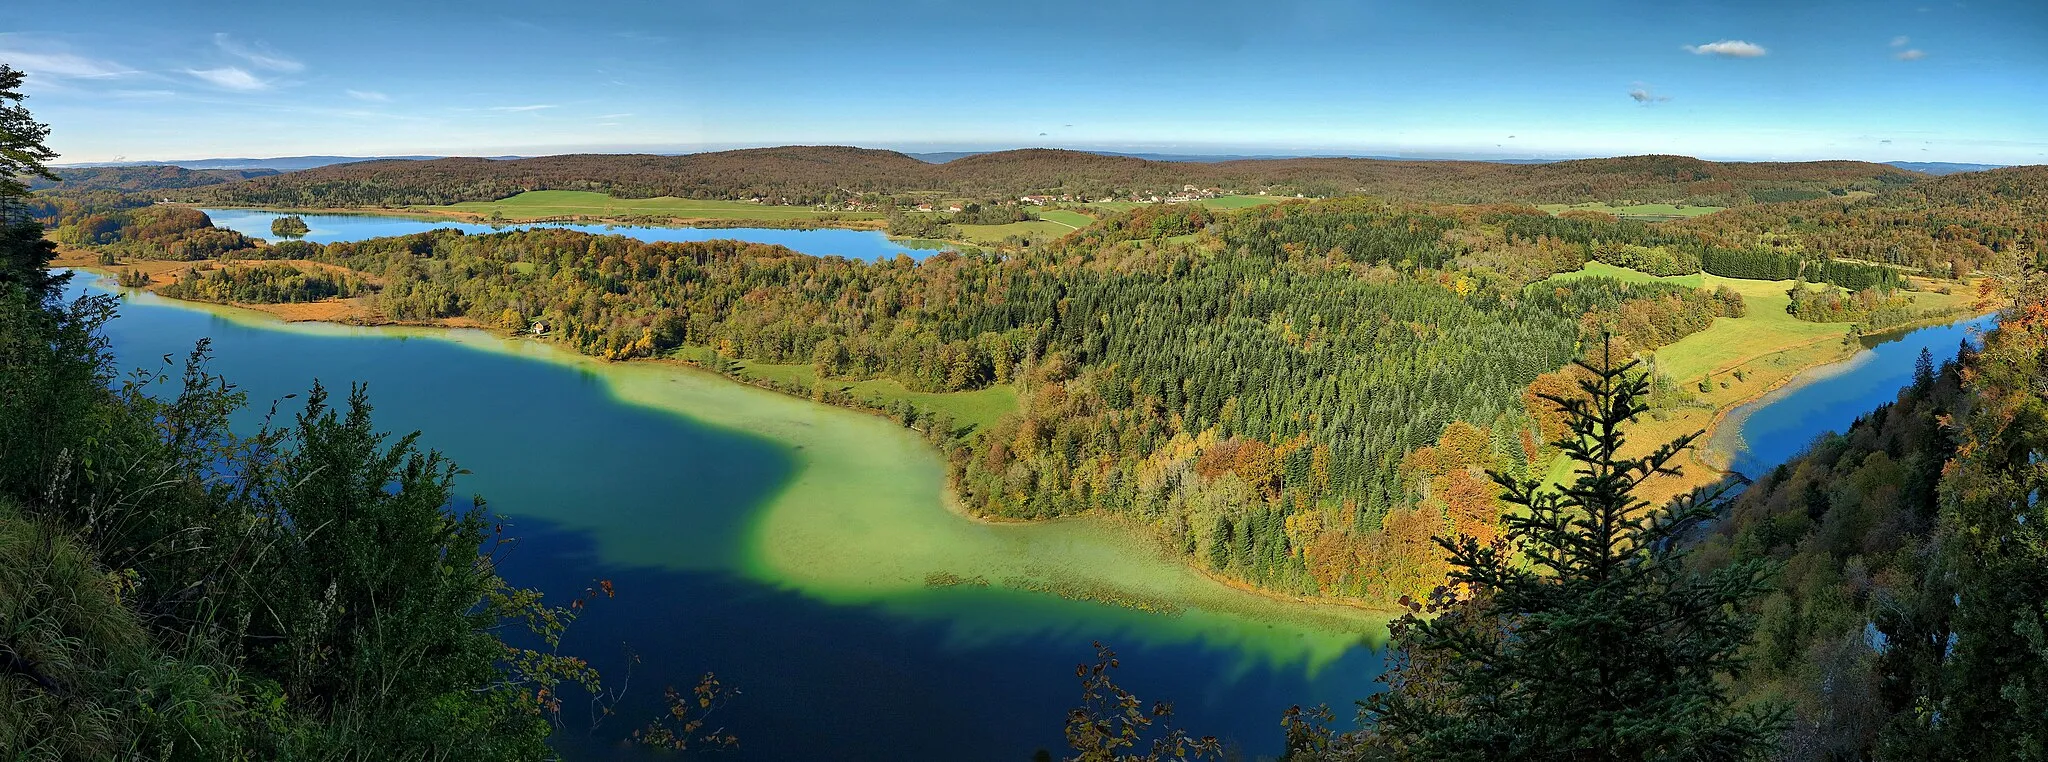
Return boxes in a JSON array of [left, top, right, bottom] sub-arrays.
[[1358, 339, 1785, 761]]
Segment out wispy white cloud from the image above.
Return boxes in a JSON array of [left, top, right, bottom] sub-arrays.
[[185, 66, 269, 91], [489, 104, 557, 112], [213, 33, 303, 72], [1684, 40, 1768, 58], [1891, 35, 1912, 47], [594, 112, 633, 119], [1895, 49, 1927, 61], [1628, 83, 1671, 104], [0, 44, 138, 80], [346, 89, 390, 102]]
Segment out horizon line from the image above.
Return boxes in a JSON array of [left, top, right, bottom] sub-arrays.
[[49, 144, 2018, 169]]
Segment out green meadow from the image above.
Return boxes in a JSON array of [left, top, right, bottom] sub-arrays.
[[1033, 209, 1096, 229], [954, 219, 1081, 244], [1543, 260, 1704, 289], [419, 189, 884, 222]]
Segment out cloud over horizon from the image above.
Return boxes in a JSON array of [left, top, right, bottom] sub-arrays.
[[1684, 40, 1768, 58]]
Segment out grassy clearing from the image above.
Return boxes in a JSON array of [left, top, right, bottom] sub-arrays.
[[1542, 260, 1704, 289], [419, 190, 883, 222], [1537, 262, 1979, 504], [954, 220, 1078, 245], [1034, 209, 1096, 229], [1652, 274, 1849, 383], [1537, 202, 1727, 221]]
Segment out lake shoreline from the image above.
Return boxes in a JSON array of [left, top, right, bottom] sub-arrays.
[[53, 259, 1403, 620], [1688, 309, 1992, 478], [56, 251, 1979, 616]]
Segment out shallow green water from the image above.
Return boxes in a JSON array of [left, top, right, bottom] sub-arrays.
[[70, 271, 1389, 760]]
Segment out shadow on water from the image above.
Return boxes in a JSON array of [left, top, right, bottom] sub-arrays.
[[498, 515, 1388, 761]]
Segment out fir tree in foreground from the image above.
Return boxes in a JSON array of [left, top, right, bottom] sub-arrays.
[[1296, 341, 1786, 761]]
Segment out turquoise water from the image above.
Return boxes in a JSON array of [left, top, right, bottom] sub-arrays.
[[1718, 314, 1995, 477], [199, 208, 951, 261], [70, 272, 1383, 761]]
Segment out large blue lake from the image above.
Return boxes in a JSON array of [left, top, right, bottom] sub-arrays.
[[198, 208, 951, 261]]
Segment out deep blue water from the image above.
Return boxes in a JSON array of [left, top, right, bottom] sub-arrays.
[[199, 208, 951, 261], [1722, 314, 1996, 477], [72, 273, 1383, 762]]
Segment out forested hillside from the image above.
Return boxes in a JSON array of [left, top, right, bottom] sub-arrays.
[[28, 165, 279, 193], [1679, 165, 2048, 277], [1690, 262, 2047, 760], [184, 146, 1919, 209]]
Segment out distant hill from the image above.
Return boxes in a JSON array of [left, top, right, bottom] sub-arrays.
[[28, 165, 281, 194], [1883, 161, 2007, 176], [50, 155, 504, 172], [910, 149, 1567, 165], [181, 146, 1924, 209]]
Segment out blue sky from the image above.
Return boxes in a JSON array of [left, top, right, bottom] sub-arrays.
[[6, 0, 2045, 164]]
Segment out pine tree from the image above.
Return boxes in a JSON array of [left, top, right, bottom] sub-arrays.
[[1356, 339, 1785, 761]]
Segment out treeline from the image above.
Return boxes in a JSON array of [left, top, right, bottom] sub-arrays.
[[1490, 206, 1907, 289], [1701, 247, 1904, 290], [159, 262, 372, 303], [1693, 272, 2048, 758], [181, 146, 1920, 209]]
